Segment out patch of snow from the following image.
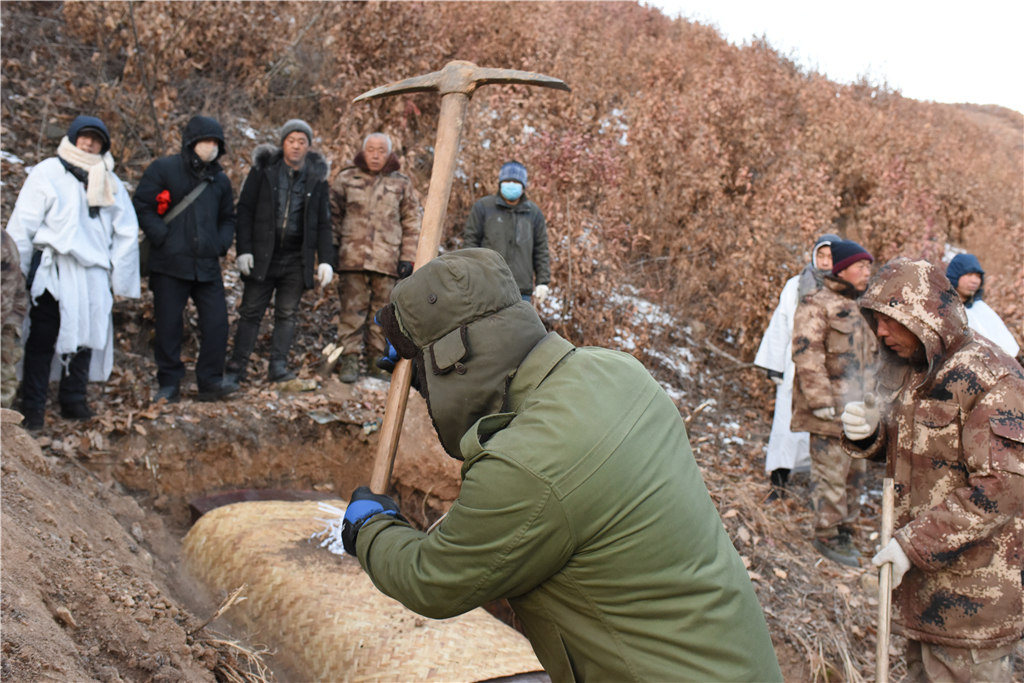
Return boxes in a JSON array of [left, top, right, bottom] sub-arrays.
[[2, 150, 26, 165], [482, 139, 491, 149], [942, 242, 966, 264], [660, 382, 686, 401]]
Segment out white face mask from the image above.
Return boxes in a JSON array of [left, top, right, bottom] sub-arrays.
[[193, 140, 219, 163]]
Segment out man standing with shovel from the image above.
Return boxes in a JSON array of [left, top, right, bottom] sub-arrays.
[[842, 258, 1023, 683]]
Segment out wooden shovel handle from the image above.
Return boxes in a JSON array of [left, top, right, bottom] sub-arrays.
[[876, 477, 895, 683], [368, 92, 470, 495]]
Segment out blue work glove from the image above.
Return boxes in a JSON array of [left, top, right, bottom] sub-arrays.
[[373, 310, 401, 373], [376, 338, 400, 373], [341, 486, 405, 555]]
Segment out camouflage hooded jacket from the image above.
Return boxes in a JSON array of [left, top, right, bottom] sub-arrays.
[[791, 275, 878, 436], [329, 152, 421, 277], [1, 229, 27, 332], [843, 258, 1024, 649]]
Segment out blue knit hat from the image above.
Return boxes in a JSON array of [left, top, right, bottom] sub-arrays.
[[498, 161, 528, 188], [67, 115, 111, 154]]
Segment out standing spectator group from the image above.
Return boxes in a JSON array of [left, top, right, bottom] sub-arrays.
[[1, 114, 560, 426]]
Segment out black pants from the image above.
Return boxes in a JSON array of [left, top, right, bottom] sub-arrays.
[[20, 291, 91, 411], [150, 272, 228, 391], [237, 257, 305, 331], [229, 256, 306, 370]]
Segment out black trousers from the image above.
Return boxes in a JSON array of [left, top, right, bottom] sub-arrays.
[[20, 291, 91, 411], [237, 256, 306, 329], [150, 272, 228, 391]]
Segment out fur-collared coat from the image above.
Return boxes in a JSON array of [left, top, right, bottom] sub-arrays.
[[235, 144, 333, 289], [843, 258, 1024, 649], [330, 152, 422, 277]]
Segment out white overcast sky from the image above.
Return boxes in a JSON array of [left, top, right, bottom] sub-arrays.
[[648, 0, 1024, 114]]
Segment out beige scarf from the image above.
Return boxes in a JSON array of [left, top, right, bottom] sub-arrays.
[[56, 136, 117, 208]]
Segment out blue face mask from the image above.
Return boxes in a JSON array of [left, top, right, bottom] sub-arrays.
[[500, 182, 524, 202]]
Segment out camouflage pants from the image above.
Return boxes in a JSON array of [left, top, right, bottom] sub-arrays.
[[809, 434, 866, 537], [335, 271, 397, 360], [0, 325, 22, 409], [905, 640, 1016, 683]]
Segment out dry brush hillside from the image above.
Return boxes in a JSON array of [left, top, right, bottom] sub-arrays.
[[2, 0, 1021, 359]]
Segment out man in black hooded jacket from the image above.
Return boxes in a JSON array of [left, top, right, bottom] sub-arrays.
[[133, 116, 238, 403]]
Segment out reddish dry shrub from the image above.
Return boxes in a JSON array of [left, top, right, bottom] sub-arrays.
[[2, 1, 1020, 357]]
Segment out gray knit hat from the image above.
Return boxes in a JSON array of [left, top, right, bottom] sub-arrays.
[[279, 119, 313, 145], [498, 161, 528, 188]]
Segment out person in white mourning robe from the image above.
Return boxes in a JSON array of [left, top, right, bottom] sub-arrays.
[[754, 234, 838, 499], [945, 253, 1020, 360], [6, 115, 140, 430]]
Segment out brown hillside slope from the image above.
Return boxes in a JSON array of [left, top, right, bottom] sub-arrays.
[[1, 1, 1020, 359]]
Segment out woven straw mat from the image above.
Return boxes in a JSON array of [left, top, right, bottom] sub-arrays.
[[182, 500, 544, 682]]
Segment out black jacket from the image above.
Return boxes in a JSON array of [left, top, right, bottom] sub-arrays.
[[235, 144, 333, 288], [133, 116, 236, 282]]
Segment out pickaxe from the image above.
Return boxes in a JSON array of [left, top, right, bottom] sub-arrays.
[[354, 61, 571, 494]]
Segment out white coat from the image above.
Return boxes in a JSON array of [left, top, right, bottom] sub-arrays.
[[965, 301, 1020, 358], [754, 275, 811, 473], [6, 157, 140, 381]]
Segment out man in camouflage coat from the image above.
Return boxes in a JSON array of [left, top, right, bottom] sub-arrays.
[[841, 257, 1022, 683], [330, 133, 421, 382], [792, 239, 878, 566], [1, 228, 28, 408]]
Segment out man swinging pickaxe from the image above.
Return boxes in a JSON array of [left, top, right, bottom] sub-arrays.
[[353, 61, 571, 494]]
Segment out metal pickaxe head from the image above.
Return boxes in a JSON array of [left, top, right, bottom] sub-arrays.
[[354, 60, 570, 102]]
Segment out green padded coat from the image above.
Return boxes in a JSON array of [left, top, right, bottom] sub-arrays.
[[357, 327, 781, 682]]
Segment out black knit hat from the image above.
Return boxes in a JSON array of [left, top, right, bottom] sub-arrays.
[[831, 240, 873, 275]]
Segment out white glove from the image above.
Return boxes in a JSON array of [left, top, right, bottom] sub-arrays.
[[842, 400, 880, 440], [872, 537, 911, 588], [317, 263, 334, 288], [236, 253, 254, 276], [812, 406, 836, 421], [770, 376, 783, 386], [533, 284, 549, 304]]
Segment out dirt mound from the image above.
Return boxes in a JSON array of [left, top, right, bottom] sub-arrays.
[[1, 409, 216, 683]]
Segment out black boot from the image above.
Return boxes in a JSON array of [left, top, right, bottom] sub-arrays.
[[60, 401, 95, 421], [767, 468, 790, 502], [226, 319, 260, 384], [267, 320, 297, 382], [21, 407, 45, 431]]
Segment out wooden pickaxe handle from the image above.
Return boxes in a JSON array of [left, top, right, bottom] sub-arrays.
[[876, 477, 895, 683], [368, 93, 470, 495]]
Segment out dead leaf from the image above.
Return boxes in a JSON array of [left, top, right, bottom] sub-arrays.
[[747, 571, 763, 581], [134, 424, 147, 436], [773, 568, 788, 580], [722, 509, 739, 519]]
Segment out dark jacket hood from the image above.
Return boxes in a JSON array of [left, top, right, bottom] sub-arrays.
[[945, 253, 985, 307], [182, 116, 227, 157], [251, 144, 330, 182], [377, 249, 547, 459], [353, 151, 401, 175], [859, 257, 969, 386]]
